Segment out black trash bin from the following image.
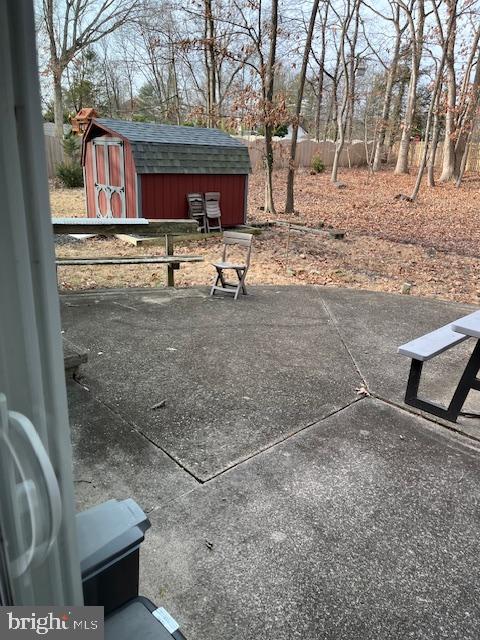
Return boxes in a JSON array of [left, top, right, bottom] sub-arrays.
[[76, 498, 150, 615]]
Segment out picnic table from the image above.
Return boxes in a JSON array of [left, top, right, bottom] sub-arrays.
[[52, 218, 198, 236], [452, 313, 480, 339], [53, 218, 203, 287], [399, 310, 480, 422]]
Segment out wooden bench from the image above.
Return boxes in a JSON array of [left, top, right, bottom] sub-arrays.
[[398, 312, 480, 421], [56, 254, 204, 287], [54, 218, 203, 287], [52, 218, 198, 236]]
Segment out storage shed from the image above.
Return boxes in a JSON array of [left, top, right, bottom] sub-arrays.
[[81, 118, 251, 226]]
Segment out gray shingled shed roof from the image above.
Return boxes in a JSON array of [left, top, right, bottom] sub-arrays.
[[93, 118, 251, 175]]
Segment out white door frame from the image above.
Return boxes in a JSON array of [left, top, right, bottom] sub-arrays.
[[0, 1, 83, 605]]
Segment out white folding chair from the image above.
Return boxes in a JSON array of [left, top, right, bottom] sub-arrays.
[[210, 231, 253, 300], [204, 191, 222, 232]]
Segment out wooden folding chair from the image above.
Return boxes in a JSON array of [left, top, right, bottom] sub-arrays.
[[210, 231, 253, 300], [204, 192, 222, 232], [187, 193, 206, 233]]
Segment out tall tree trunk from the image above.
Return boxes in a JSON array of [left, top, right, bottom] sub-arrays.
[[324, 49, 342, 141], [439, 1, 458, 182], [372, 12, 402, 171], [285, 0, 320, 214], [331, 0, 357, 183], [323, 89, 334, 140], [314, 4, 329, 141], [53, 71, 64, 140], [394, 0, 425, 175], [394, 76, 416, 174], [263, 0, 278, 214], [171, 52, 181, 125], [204, 0, 216, 127], [409, 8, 453, 200], [427, 105, 441, 187], [386, 73, 407, 160], [455, 123, 476, 187], [346, 2, 360, 142], [315, 72, 324, 141]]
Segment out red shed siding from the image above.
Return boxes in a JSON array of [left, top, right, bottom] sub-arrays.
[[123, 140, 137, 218], [84, 136, 137, 218], [140, 174, 247, 226]]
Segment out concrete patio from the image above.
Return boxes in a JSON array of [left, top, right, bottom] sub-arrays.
[[62, 286, 480, 640]]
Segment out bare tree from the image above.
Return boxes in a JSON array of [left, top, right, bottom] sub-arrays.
[[394, 0, 425, 174], [455, 33, 480, 186], [215, 0, 282, 212], [365, 1, 407, 171], [438, 0, 458, 181], [263, 0, 279, 213], [426, 61, 443, 186], [284, 0, 321, 214], [134, 5, 183, 124], [345, 0, 361, 142], [42, 0, 137, 138], [331, 0, 359, 184], [323, 48, 342, 140], [407, 0, 455, 199], [451, 22, 480, 182], [311, 2, 330, 141], [204, 0, 217, 126]]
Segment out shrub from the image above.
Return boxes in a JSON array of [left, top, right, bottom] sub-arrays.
[[56, 162, 84, 188], [311, 156, 325, 174], [63, 132, 81, 163], [273, 123, 288, 138]]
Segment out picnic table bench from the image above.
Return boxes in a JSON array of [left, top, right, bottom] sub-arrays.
[[398, 310, 480, 421], [54, 218, 203, 287]]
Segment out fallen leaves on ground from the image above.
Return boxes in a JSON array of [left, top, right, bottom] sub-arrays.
[[50, 168, 480, 304]]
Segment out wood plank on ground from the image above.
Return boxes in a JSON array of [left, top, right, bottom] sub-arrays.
[[114, 225, 262, 246]]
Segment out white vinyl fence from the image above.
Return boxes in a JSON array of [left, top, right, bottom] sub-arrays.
[[44, 135, 64, 178], [243, 137, 480, 173], [243, 138, 373, 171]]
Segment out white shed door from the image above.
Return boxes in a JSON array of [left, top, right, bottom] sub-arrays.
[[92, 138, 126, 218]]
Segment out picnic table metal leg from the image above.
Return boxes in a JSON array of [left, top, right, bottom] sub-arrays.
[[405, 359, 423, 404], [165, 234, 175, 287], [405, 340, 480, 422], [447, 339, 480, 420]]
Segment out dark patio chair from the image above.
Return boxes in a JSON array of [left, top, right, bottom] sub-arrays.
[[187, 193, 206, 233]]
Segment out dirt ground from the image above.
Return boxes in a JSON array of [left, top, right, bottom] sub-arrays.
[[51, 169, 480, 304]]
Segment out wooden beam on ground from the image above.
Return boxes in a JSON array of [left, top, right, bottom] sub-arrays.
[[114, 225, 262, 247], [53, 218, 198, 236], [114, 234, 143, 246], [275, 220, 322, 233], [233, 225, 263, 236], [274, 220, 345, 239]]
